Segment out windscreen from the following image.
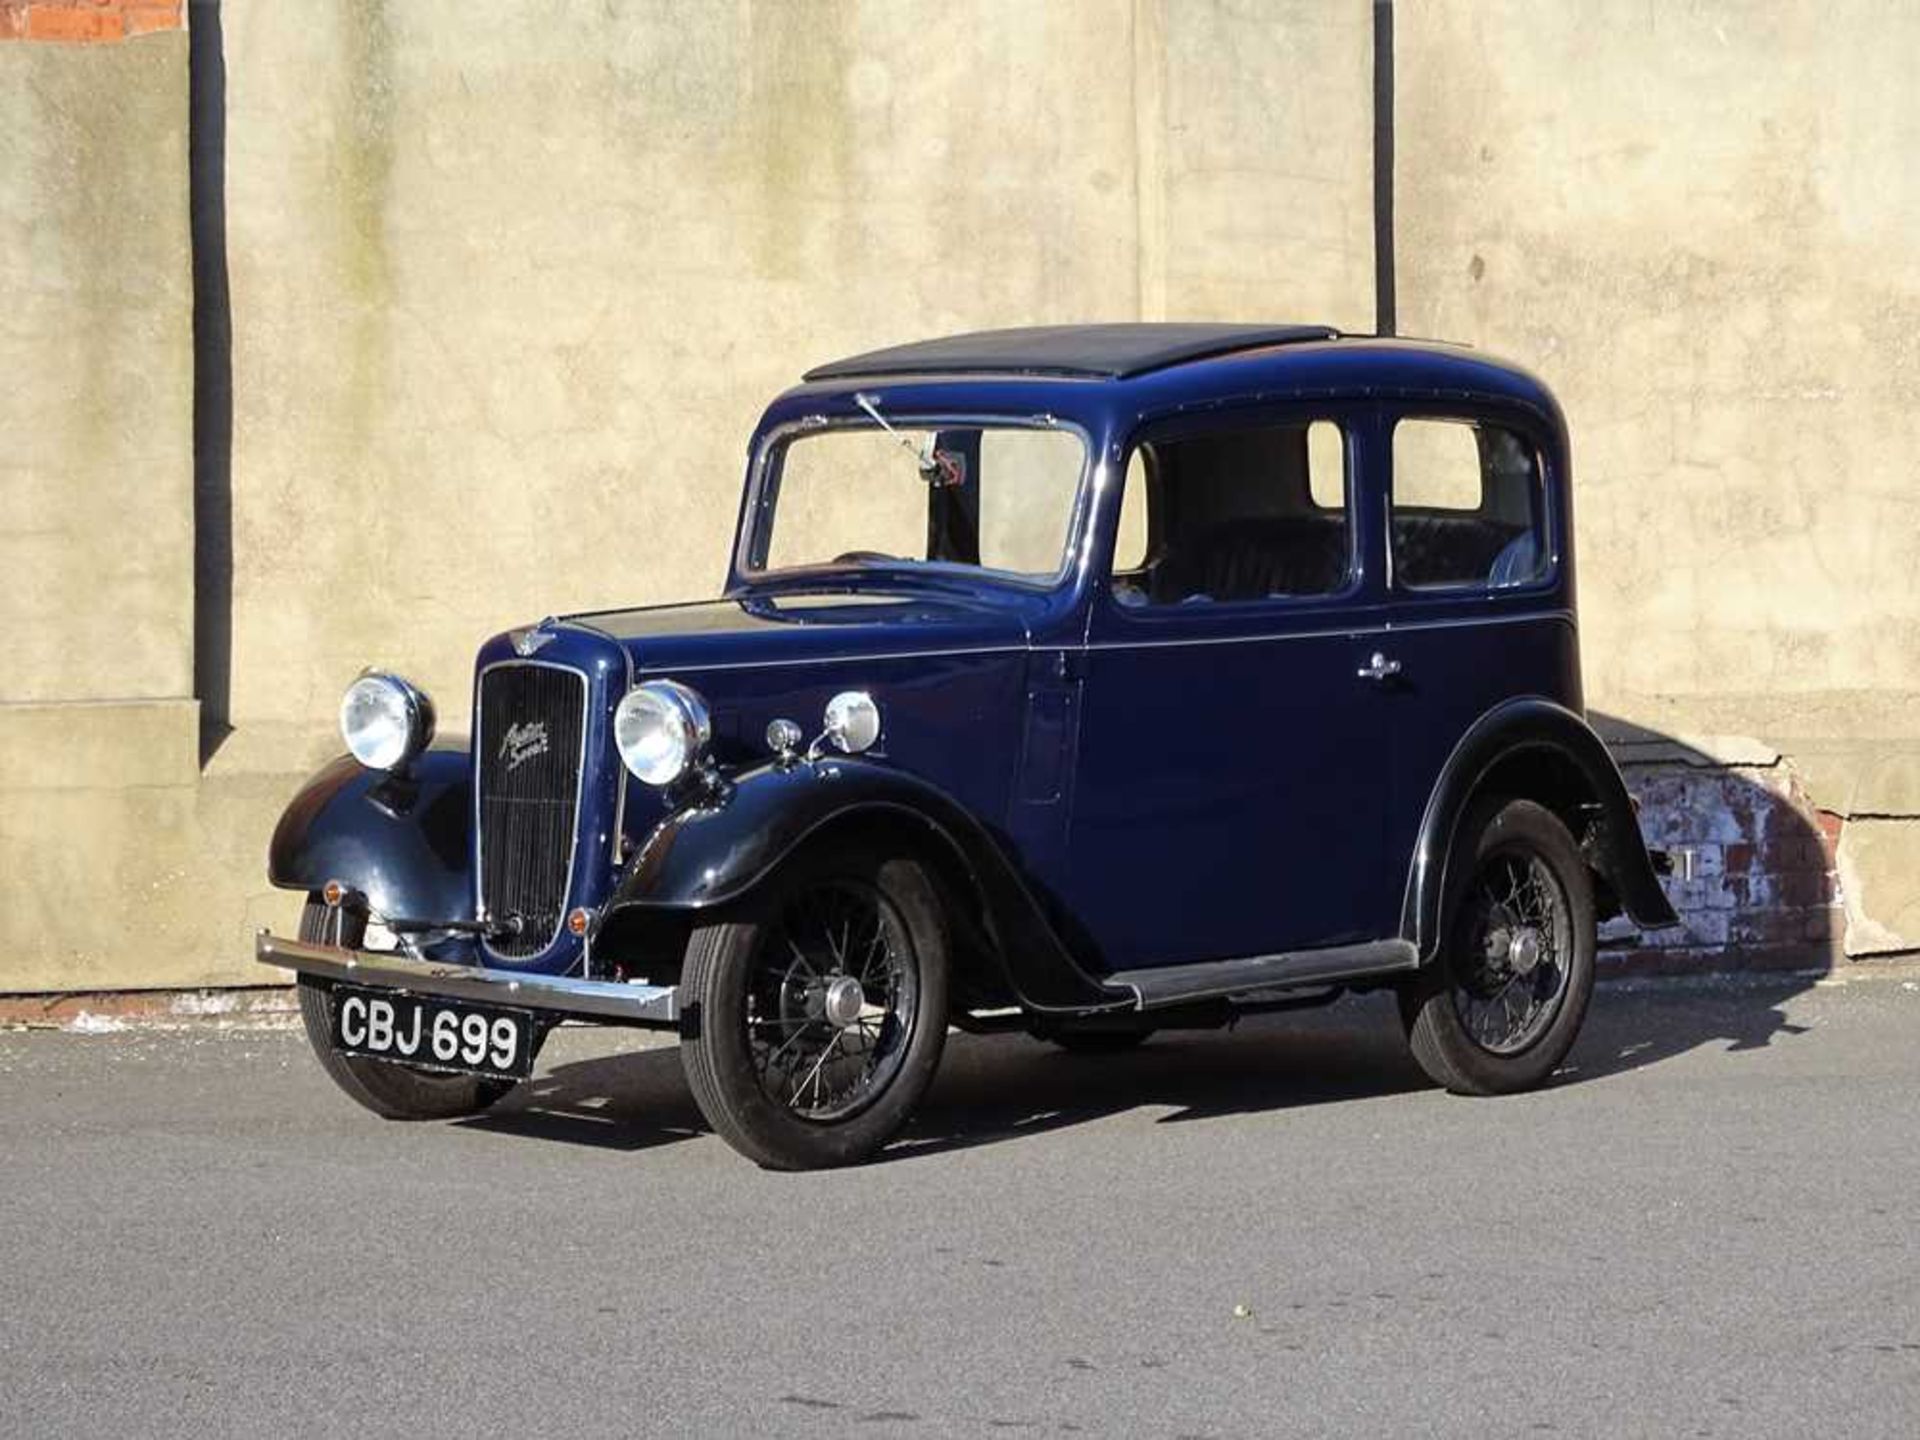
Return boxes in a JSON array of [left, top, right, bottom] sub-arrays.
[[756, 424, 1085, 580]]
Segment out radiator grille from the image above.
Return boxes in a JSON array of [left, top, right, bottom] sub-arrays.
[[476, 663, 587, 958]]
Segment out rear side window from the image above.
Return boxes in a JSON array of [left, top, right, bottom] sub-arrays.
[[1390, 419, 1548, 590], [1110, 420, 1351, 606]]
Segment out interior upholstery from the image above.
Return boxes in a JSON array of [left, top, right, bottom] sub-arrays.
[[1390, 513, 1526, 589], [1144, 512, 1531, 603], [1151, 515, 1350, 602]]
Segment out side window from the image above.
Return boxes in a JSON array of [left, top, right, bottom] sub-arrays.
[[1112, 450, 1151, 573], [1110, 420, 1351, 606], [1306, 420, 1345, 510], [1390, 419, 1548, 590]]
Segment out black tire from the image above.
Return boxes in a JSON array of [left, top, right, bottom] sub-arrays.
[[1397, 798, 1596, 1096], [679, 845, 950, 1170], [1041, 1028, 1155, 1055], [294, 899, 516, 1121]]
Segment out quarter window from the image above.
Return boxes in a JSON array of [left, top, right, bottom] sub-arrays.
[[1390, 419, 1547, 590], [1111, 420, 1351, 606]]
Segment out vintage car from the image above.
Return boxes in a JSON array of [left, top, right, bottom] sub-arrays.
[[257, 323, 1677, 1169]]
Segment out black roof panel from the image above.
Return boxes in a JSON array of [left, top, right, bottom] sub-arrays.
[[803, 323, 1340, 382]]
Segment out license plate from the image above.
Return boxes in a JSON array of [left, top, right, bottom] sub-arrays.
[[330, 986, 535, 1080]]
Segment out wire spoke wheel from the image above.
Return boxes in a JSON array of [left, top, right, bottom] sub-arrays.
[[1448, 850, 1574, 1056], [678, 844, 949, 1169], [1398, 798, 1597, 1096], [744, 879, 919, 1122]]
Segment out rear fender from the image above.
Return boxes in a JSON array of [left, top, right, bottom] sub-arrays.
[[266, 749, 475, 924], [1402, 698, 1678, 959], [609, 758, 1119, 1013]]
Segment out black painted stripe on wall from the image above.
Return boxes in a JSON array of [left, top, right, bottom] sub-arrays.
[[1373, 0, 1396, 336]]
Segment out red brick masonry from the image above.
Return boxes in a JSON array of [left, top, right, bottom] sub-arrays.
[[1605, 760, 1846, 973], [0, 0, 180, 42]]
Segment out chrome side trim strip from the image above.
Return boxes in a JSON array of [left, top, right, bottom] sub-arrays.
[[651, 608, 1570, 672], [257, 932, 679, 1026], [1086, 607, 1574, 653], [665, 643, 1029, 674]]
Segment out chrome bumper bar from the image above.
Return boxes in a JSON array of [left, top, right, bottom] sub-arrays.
[[255, 931, 679, 1027]]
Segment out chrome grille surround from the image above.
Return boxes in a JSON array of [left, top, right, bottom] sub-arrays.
[[474, 660, 590, 961]]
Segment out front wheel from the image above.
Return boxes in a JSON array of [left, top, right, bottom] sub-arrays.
[[294, 899, 517, 1121], [678, 845, 950, 1170], [1398, 799, 1596, 1096]]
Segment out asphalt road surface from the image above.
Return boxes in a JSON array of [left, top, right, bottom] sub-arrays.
[[3, 969, 1916, 1438]]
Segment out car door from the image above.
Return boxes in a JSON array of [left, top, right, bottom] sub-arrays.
[[1374, 408, 1579, 870], [1058, 407, 1400, 973]]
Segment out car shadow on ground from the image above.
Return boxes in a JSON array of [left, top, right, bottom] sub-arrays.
[[459, 971, 1817, 1161]]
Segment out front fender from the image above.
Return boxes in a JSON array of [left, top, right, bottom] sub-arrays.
[[1402, 698, 1678, 958], [609, 758, 1118, 1013], [267, 748, 474, 924]]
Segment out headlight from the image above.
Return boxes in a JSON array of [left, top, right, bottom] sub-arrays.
[[614, 680, 712, 786], [339, 672, 435, 771]]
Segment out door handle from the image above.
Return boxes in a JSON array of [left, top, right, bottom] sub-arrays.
[[1357, 651, 1402, 682]]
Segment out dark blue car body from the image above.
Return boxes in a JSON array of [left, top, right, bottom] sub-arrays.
[[266, 324, 1674, 1033]]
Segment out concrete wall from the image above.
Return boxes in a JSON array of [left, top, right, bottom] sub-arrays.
[[211, 0, 1375, 777], [2, 0, 1915, 991], [0, 15, 223, 991], [1395, 0, 1920, 955], [0, 30, 192, 704], [0, 1, 1374, 990]]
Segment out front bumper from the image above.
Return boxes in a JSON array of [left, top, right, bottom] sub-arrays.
[[255, 931, 680, 1027]]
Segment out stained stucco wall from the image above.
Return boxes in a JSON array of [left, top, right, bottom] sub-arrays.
[[1395, 0, 1920, 730], [0, 25, 216, 993], [212, 0, 1374, 777], [0, 33, 193, 703], [1394, 0, 1920, 954], [6, 1, 1912, 992], [0, 0, 1373, 991]]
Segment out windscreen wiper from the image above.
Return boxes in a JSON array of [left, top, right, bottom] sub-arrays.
[[853, 392, 966, 488]]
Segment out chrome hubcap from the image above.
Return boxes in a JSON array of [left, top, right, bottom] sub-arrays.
[[1452, 851, 1572, 1056], [743, 879, 919, 1123], [822, 974, 866, 1028]]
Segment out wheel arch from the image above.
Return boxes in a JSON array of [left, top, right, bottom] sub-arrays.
[[266, 749, 475, 925], [1401, 697, 1677, 961], [605, 759, 1121, 1014], [747, 806, 1021, 1012]]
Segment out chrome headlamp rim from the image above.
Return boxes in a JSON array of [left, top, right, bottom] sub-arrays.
[[339, 671, 436, 772], [823, 690, 881, 755], [613, 679, 713, 787]]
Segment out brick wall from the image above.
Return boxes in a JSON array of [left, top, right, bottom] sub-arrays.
[[0, 0, 180, 42], [1603, 748, 1848, 974]]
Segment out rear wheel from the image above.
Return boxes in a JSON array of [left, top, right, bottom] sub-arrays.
[[294, 899, 517, 1121], [1398, 799, 1596, 1095], [679, 845, 949, 1170]]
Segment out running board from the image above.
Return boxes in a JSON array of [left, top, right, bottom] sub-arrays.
[[1102, 940, 1420, 1010]]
